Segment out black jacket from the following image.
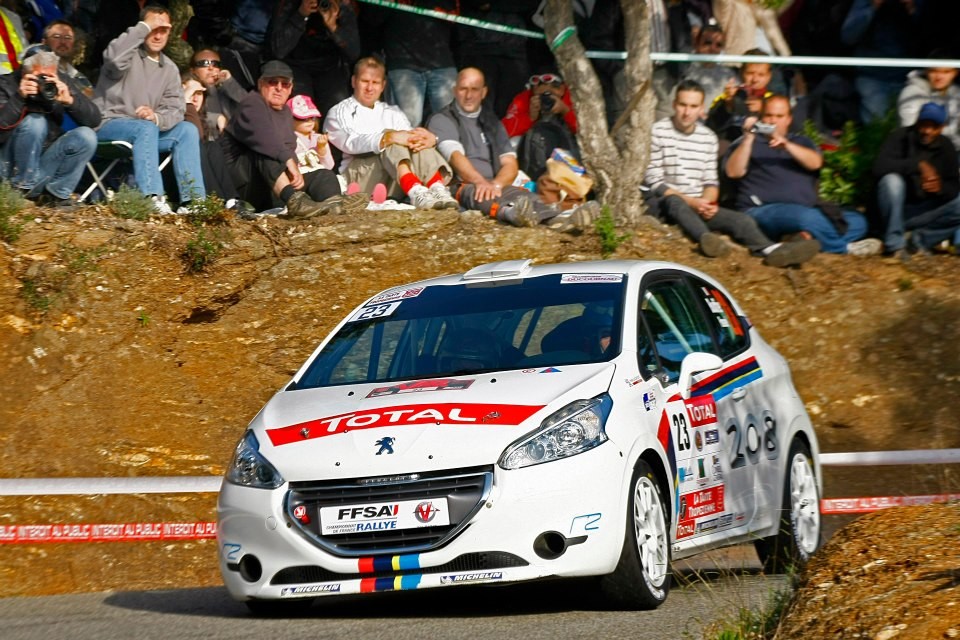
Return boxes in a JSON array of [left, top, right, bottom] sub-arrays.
[[873, 125, 960, 206], [267, 0, 361, 70], [0, 70, 101, 146]]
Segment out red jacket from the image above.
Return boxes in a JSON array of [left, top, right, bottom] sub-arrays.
[[502, 88, 578, 137]]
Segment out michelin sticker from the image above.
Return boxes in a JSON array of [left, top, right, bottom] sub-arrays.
[[440, 572, 503, 584], [281, 584, 341, 596]]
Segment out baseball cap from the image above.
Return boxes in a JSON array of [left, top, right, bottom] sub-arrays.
[[917, 102, 947, 125], [287, 94, 322, 120], [260, 60, 293, 81]]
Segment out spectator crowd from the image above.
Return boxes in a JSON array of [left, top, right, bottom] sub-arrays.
[[0, 0, 959, 259]]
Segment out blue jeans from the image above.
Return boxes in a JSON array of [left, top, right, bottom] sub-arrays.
[[0, 114, 97, 199], [97, 118, 205, 202], [746, 203, 867, 254], [855, 75, 901, 124], [876, 173, 960, 251], [387, 67, 457, 127]]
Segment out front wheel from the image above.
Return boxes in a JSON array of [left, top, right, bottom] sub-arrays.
[[755, 438, 822, 573], [599, 459, 671, 609]]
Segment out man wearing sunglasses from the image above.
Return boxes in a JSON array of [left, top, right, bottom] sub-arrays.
[[190, 49, 245, 142], [502, 72, 578, 181], [94, 4, 205, 214], [221, 60, 344, 218]]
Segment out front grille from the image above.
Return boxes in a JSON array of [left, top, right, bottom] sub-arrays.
[[270, 551, 528, 585], [286, 465, 493, 556]]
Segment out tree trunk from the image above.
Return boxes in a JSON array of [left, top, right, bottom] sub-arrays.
[[543, 0, 654, 226]]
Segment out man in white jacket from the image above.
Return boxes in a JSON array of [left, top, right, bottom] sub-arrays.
[[897, 59, 960, 151], [325, 56, 458, 210]]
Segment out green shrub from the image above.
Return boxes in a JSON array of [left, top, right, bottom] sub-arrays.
[[109, 184, 155, 221], [18, 243, 102, 314], [182, 193, 229, 227], [183, 229, 222, 273], [0, 180, 28, 243], [595, 205, 630, 258], [805, 109, 898, 208], [704, 585, 793, 640]]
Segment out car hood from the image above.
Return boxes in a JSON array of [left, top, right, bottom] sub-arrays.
[[250, 363, 616, 481]]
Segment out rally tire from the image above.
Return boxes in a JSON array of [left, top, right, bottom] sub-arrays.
[[755, 438, 822, 574], [599, 459, 671, 609]]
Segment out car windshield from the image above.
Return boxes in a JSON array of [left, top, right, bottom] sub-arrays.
[[294, 273, 626, 389]]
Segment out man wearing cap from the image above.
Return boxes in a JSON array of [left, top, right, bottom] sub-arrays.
[[325, 56, 459, 210], [725, 94, 877, 256], [94, 4, 206, 214], [873, 101, 960, 257], [0, 48, 99, 209], [221, 59, 343, 218]]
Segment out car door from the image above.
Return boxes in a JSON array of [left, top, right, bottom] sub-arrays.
[[636, 274, 753, 548]]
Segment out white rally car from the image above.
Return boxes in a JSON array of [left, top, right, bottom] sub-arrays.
[[218, 259, 822, 612]]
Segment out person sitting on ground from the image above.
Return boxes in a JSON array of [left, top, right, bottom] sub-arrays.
[[220, 60, 345, 218], [644, 79, 820, 267], [724, 94, 878, 256], [502, 72, 579, 181], [189, 47, 246, 142], [427, 67, 598, 230], [288, 94, 334, 172], [872, 101, 960, 257], [325, 55, 459, 210], [93, 4, 206, 214], [0, 48, 99, 209], [897, 56, 960, 152]]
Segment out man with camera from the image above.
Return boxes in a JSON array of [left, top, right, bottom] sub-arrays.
[[644, 79, 820, 267], [502, 72, 579, 181], [724, 94, 877, 255], [0, 48, 99, 209]]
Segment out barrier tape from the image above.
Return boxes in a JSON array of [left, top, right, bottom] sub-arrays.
[[0, 521, 217, 544], [356, 0, 960, 67], [820, 448, 960, 466], [821, 493, 960, 515]]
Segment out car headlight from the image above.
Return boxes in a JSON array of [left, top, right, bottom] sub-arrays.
[[225, 431, 284, 489], [499, 395, 611, 470]]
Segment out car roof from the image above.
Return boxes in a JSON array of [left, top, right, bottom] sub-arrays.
[[364, 259, 709, 301]]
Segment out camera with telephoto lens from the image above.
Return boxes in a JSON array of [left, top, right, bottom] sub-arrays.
[[750, 122, 776, 136], [32, 74, 59, 105], [318, 0, 331, 9]]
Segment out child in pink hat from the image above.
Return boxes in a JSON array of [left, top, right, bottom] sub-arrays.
[[287, 94, 334, 172]]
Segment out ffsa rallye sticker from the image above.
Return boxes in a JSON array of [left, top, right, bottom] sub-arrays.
[[320, 499, 450, 534]]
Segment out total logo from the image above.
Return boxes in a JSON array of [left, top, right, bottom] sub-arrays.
[[414, 501, 441, 524], [267, 402, 544, 446]]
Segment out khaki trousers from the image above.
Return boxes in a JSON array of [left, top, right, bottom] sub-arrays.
[[344, 144, 451, 200]]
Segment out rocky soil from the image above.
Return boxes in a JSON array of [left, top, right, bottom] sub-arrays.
[[0, 202, 958, 637]]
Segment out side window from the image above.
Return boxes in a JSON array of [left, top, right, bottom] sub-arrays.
[[639, 280, 718, 383], [695, 281, 748, 358]]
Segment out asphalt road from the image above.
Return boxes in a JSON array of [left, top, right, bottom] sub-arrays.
[[0, 549, 784, 640]]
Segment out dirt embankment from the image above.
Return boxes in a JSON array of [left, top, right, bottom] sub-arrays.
[[0, 205, 958, 635]]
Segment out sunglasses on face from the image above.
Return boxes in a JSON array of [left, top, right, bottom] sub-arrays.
[[193, 59, 222, 68], [264, 78, 293, 89], [529, 73, 563, 87]]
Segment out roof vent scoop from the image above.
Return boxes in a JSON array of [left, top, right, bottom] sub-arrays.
[[461, 259, 533, 281]]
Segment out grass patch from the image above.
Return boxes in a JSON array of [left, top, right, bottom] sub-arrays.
[[109, 184, 155, 221], [703, 584, 793, 640], [18, 244, 104, 314], [0, 179, 28, 243], [183, 229, 223, 273], [595, 205, 630, 258]]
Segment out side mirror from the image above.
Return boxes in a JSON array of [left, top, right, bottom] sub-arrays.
[[678, 352, 723, 400]]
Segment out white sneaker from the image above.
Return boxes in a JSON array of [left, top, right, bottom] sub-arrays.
[[151, 195, 174, 215], [846, 238, 883, 257], [429, 182, 459, 209], [408, 184, 439, 210]]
